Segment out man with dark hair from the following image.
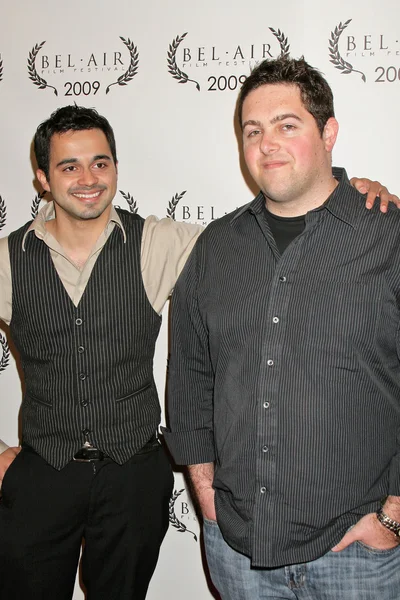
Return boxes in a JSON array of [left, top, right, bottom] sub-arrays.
[[34, 105, 118, 178], [164, 57, 400, 599], [0, 105, 203, 600]]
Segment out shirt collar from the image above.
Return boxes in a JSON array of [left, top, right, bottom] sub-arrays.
[[230, 167, 359, 229], [22, 202, 127, 250]]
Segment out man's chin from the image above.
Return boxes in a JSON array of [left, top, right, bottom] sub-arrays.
[[77, 209, 105, 221], [74, 201, 111, 221]]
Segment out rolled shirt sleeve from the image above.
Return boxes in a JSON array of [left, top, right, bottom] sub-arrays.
[[141, 216, 203, 314], [0, 440, 9, 454], [0, 236, 12, 325], [163, 238, 216, 465]]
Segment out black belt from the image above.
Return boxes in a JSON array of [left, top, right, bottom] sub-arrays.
[[73, 433, 159, 463]]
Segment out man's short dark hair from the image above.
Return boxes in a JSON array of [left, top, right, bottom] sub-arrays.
[[238, 56, 335, 136], [34, 105, 118, 178]]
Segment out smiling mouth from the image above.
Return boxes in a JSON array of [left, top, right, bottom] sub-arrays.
[[72, 190, 103, 199]]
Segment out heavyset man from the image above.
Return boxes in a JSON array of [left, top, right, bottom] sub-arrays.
[[165, 57, 400, 599], [0, 103, 395, 600]]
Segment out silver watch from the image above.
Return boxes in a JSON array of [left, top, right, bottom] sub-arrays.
[[376, 507, 400, 539]]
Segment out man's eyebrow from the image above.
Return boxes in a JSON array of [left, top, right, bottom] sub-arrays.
[[270, 113, 303, 125], [93, 154, 112, 161], [242, 119, 263, 130], [56, 158, 78, 168], [55, 154, 112, 168], [242, 114, 303, 130]]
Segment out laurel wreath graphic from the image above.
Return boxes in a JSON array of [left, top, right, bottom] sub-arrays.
[[0, 196, 6, 231], [28, 42, 58, 95], [106, 37, 139, 94], [268, 28, 290, 58], [118, 190, 138, 214], [169, 489, 198, 541], [31, 191, 47, 220], [329, 20, 366, 82], [0, 333, 10, 374], [167, 190, 186, 221], [167, 33, 200, 91], [0, 54, 3, 83]]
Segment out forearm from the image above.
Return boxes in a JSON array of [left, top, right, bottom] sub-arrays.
[[188, 462, 214, 495], [188, 462, 216, 520], [383, 495, 400, 520]]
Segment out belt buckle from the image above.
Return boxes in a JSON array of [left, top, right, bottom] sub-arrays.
[[73, 445, 105, 462]]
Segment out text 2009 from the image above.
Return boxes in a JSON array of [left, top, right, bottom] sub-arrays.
[[208, 75, 247, 91], [64, 81, 101, 96], [375, 67, 400, 82]]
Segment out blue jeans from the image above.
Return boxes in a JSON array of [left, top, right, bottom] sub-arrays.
[[203, 519, 400, 600]]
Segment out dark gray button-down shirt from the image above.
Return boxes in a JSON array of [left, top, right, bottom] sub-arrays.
[[164, 169, 400, 568]]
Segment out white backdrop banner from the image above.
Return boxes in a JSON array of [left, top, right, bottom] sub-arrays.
[[0, 1, 397, 598]]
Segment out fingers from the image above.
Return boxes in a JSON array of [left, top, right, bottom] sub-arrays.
[[350, 177, 369, 195], [331, 531, 354, 552], [364, 181, 383, 210]]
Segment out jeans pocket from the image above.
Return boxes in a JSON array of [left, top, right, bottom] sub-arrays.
[[203, 517, 218, 527], [356, 540, 400, 555]]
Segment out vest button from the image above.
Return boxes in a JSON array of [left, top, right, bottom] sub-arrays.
[[82, 428, 91, 436], [78, 346, 85, 354], [80, 400, 88, 407], [79, 373, 87, 381], [75, 318, 83, 326]]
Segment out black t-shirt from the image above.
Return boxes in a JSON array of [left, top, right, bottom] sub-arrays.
[[263, 204, 305, 254]]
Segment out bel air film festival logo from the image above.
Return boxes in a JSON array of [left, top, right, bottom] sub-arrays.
[[0, 333, 10, 376], [167, 28, 290, 93], [117, 189, 219, 225], [329, 19, 400, 83], [27, 37, 138, 97], [169, 488, 198, 541], [167, 190, 225, 225]]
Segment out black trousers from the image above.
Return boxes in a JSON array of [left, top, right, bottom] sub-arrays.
[[0, 443, 173, 600]]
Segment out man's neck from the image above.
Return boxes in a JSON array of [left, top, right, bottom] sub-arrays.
[[45, 206, 111, 268], [266, 176, 339, 218]]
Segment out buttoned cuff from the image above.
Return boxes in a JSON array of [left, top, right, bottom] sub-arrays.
[[0, 439, 9, 454], [161, 427, 215, 465]]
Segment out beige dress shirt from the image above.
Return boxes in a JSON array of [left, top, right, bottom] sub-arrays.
[[0, 202, 203, 454]]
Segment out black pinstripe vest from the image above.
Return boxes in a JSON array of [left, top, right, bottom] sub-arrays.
[[8, 209, 162, 469]]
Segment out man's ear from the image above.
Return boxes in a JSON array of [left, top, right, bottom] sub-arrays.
[[36, 169, 51, 193], [322, 117, 339, 152]]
